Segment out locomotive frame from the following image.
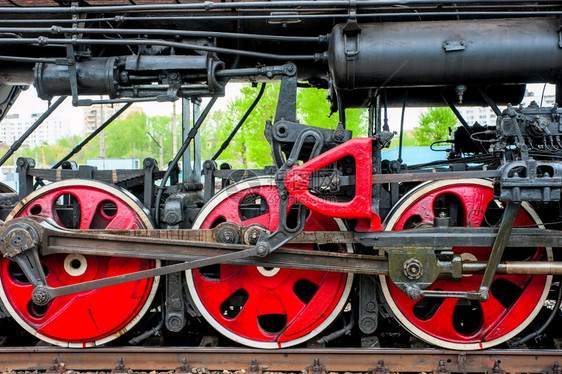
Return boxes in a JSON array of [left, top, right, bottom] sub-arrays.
[[0, 0, 560, 361]]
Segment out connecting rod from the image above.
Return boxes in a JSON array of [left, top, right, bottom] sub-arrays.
[[0, 216, 560, 304]]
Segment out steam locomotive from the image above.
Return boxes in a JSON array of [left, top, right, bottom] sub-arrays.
[[0, 0, 560, 351]]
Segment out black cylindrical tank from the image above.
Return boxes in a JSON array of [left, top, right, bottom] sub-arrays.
[[329, 17, 562, 89]]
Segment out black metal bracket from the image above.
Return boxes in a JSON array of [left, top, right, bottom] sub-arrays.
[[16, 158, 35, 199], [255, 127, 324, 257], [143, 158, 159, 211]]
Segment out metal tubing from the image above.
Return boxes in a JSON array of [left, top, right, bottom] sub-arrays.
[[212, 83, 266, 161], [0, 27, 323, 43], [154, 96, 218, 226], [0, 1, 559, 13], [463, 262, 562, 275], [0, 96, 66, 167], [0, 37, 320, 61], [329, 17, 562, 89], [3, 11, 562, 25]]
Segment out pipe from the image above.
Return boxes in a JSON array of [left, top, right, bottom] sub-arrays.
[[462, 262, 562, 275], [0, 1, 559, 14]]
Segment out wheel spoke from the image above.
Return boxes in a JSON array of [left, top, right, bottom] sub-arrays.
[[381, 180, 551, 349], [187, 177, 353, 348], [0, 181, 159, 347]]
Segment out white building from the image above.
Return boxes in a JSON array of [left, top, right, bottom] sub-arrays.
[[0, 112, 73, 148], [458, 91, 556, 128]]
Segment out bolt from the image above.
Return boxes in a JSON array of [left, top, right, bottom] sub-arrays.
[[165, 212, 179, 225], [404, 284, 422, 300], [10, 234, 24, 249], [255, 243, 269, 257], [366, 301, 376, 312], [333, 130, 343, 142], [32, 287, 51, 306], [403, 258, 423, 280], [168, 315, 183, 330], [360, 318, 375, 333], [217, 226, 239, 244]]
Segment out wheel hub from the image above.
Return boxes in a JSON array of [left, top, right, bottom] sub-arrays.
[[380, 179, 552, 350], [0, 180, 160, 347], [186, 177, 353, 348]]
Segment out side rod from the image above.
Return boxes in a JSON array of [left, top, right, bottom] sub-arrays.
[[1, 217, 561, 304]]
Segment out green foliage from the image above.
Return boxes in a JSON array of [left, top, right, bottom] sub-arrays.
[[388, 131, 419, 148], [297, 87, 368, 137], [17, 84, 369, 169], [17, 111, 180, 168], [202, 84, 279, 168], [203, 83, 369, 168], [413, 107, 458, 146]]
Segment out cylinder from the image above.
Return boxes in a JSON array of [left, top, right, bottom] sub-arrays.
[[34, 57, 118, 100], [0, 65, 34, 86], [329, 17, 562, 89], [339, 84, 526, 108]]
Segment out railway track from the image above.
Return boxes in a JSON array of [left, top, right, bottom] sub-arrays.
[[0, 347, 561, 373]]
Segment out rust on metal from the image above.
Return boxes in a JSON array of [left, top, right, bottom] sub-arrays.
[[175, 358, 190, 374], [491, 360, 505, 374], [369, 360, 390, 374], [0, 348, 560, 373], [306, 359, 326, 374]]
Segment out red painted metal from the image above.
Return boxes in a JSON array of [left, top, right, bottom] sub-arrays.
[[0, 184, 155, 345], [191, 183, 350, 347], [385, 182, 549, 346], [284, 138, 382, 232]]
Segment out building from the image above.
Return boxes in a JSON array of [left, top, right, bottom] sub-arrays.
[[0, 112, 72, 148], [83, 103, 127, 135], [457, 91, 556, 127]]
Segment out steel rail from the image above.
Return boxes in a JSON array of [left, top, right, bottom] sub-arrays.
[[0, 347, 560, 373]]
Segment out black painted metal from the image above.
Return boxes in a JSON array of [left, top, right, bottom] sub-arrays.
[[329, 18, 562, 89]]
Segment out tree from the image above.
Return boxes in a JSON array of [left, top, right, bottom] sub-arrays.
[[203, 84, 279, 168], [297, 87, 368, 137], [413, 107, 458, 146], [202, 83, 369, 168]]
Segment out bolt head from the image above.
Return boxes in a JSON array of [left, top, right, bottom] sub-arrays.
[[255, 243, 269, 257], [32, 287, 51, 306]]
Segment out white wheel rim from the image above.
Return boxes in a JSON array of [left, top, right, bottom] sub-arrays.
[[0, 179, 161, 347], [379, 179, 552, 350], [186, 176, 354, 349]]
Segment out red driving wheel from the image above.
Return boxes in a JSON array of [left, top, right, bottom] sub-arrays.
[[186, 177, 353, 348], [0, 180, 160, 347], [380, 179, 552, 350]]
